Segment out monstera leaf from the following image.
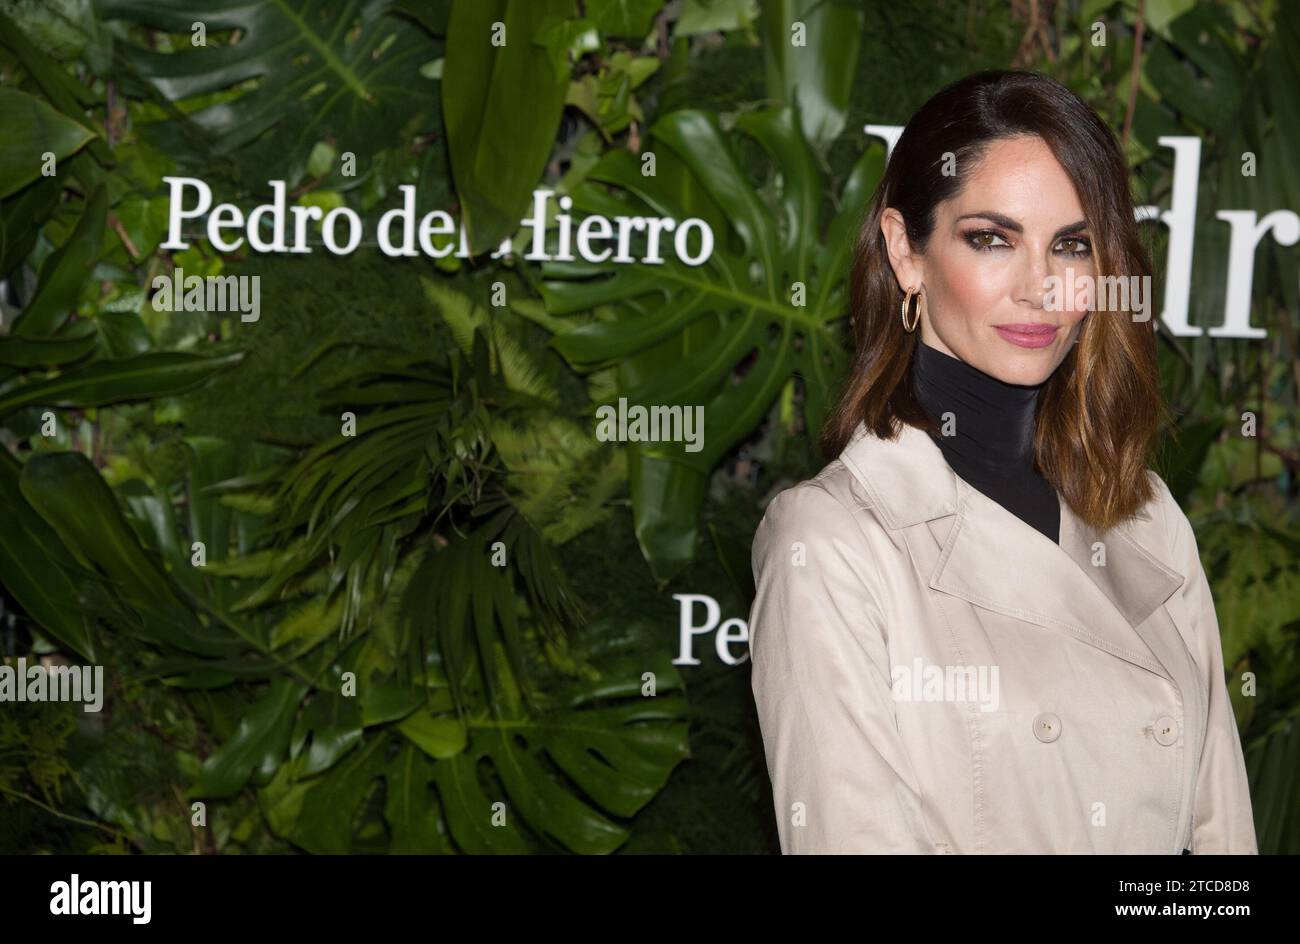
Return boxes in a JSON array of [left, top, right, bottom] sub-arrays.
[[98, 0, 441, 187], [185, 586, 687, 854], [249, 644, 687, 854], [535, 103, 883, 581], [428, 647, 688, 854]]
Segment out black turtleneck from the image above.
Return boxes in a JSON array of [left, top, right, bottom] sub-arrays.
[[912, 339, 1060, 544]]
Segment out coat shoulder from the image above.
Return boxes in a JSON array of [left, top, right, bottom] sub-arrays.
[[759, 458, 880, 528], [752, 458, 888, 560], [750, 458, 895, 618]]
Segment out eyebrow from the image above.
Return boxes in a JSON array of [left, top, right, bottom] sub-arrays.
[[955, 211, 1088, 239]]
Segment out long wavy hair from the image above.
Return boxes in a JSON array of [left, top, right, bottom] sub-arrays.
[[820, 69, 1164, 532]]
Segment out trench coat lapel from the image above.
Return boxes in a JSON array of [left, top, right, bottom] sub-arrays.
[[838, 421, 1187, 682]]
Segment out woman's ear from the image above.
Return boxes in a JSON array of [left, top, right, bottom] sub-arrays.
[[880, 207, 923, 291]]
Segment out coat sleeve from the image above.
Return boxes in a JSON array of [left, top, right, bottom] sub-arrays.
[[1155, 476, 1259, 854], [748, 482, 938, 854]]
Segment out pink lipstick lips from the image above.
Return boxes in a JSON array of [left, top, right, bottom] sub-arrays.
[[994, 323, 1059, 349]]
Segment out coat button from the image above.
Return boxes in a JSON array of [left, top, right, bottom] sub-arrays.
[[1153, 715, 1179, 746], [1032, 712, 1062, 742]]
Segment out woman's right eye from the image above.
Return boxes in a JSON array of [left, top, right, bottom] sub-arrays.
[[964, 230, 1009, 251]]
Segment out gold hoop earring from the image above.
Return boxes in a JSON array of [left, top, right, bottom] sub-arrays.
[[901, 287, 922, 333]]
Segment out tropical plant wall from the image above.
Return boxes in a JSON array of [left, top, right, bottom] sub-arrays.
[[0, 0, 1296, 854]]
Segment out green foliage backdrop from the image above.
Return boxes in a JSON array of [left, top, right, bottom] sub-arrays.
[[0, 0, 1296, 853]]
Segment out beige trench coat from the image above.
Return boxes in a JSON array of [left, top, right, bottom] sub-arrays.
[[748, 420, 1258, 854]]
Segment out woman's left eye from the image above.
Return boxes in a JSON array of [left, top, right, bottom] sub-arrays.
[[1056, 236, 1091, 257]]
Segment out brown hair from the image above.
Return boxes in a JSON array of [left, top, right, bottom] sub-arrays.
[[821, 69, 1163, 531]]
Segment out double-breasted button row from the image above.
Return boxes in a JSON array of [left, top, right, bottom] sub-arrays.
[[1029, 712, 1181, 746]]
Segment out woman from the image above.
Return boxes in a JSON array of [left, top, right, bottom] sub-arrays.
[[747, 70, 1258, 854]]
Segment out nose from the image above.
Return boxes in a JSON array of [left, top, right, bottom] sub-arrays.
[[1014, 251, 1049, 309]]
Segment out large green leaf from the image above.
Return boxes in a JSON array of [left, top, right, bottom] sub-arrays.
[[0, 320, 99, 368], [443, 0, 573, 253], [0, 88, 94, 199], [761, 0, 863, 152], [0, 452, 98, 659], [430, 645, 688, 854], [248, 637, 689, 853], [0, 175, 60, 277], [383, 742, 452, 853], [1247, 709, 1300, 854], [1142, 3, 1244, 136], [19, 451, 183, 610], [587, 0, 663, 38], [536, 104, 882, 580], [18, 451, 239, 656], [98, 0, 440, 187], [9, 183, 107, 339], [0, 350, 245, 415], [1261, 0, 1300, 212], [279, 731, 388, 853], [396, 704, 467, 759], [0, 10, 112, 173], [190, 678, 311, 798], [289, 688, 365, 777], [260, 732, 449, 854], [1153, 418, 1217, 503], [398, 527, 533, 712]]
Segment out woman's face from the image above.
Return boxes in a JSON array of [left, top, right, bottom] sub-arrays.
[[881, 134, 1093, 386]]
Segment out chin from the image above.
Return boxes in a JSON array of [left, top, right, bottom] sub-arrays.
[[981, 353, 1061, 387]]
